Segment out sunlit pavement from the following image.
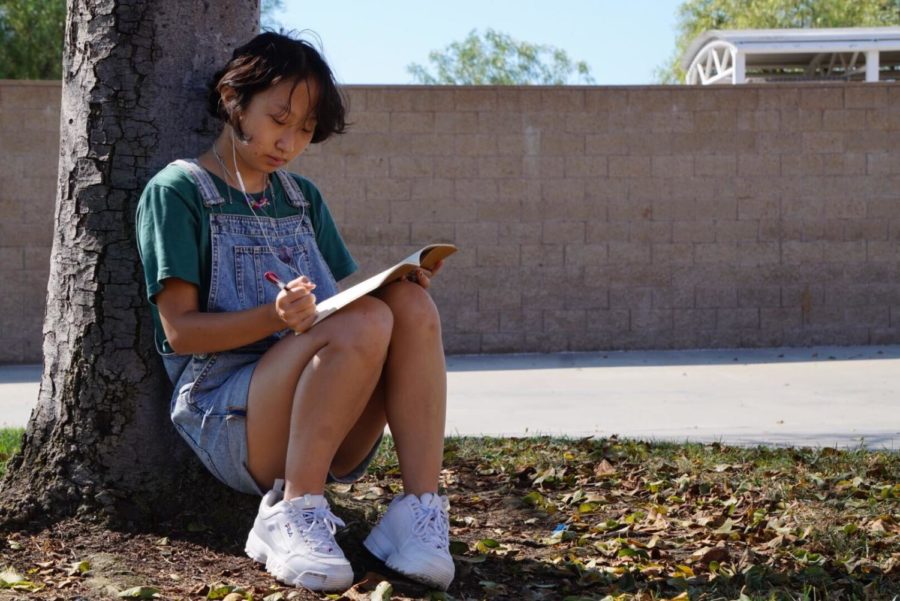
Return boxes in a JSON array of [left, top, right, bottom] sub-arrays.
[[444, 345, 900, 449], [3, 345, 899, 448]]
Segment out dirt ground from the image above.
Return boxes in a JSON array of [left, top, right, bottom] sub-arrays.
[[0, 475, 600, 601], [1, 437, 898, 600]]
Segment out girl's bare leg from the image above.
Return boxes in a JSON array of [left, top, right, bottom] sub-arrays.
[[373, 281, 447, 495], [245, 281, 447, 499], [245, 295, 392, 497]]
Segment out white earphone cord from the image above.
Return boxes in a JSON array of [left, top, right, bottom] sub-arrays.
[[220, 132, 309, 279]]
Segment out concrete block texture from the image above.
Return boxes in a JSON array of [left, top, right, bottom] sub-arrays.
[[4, 81, 900, 360]]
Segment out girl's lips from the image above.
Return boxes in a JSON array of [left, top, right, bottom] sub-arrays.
[[266, 155, 287, 166]]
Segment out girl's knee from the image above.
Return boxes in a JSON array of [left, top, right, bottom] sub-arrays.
[[355, 295, 394, 336], [330, 296, 393, 356], [384, 282, 441, 333]]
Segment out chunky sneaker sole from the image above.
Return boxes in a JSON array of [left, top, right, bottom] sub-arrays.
[[364, 527, 453, 590], [247, 528, 353, 591]]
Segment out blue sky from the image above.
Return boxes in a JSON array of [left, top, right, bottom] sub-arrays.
[[273, 1, 684, 85]]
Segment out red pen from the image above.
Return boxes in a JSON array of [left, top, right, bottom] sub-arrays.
[[264, 271, 288, 291], [264, 271, 315, 292]]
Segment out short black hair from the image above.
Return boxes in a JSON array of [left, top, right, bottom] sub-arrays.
[[207, 31, 347, 144]]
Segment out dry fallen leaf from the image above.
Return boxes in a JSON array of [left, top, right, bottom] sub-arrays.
[[868, 519, 886, 533], [692, 545, 731, 565], [594, 459, 617, 478]]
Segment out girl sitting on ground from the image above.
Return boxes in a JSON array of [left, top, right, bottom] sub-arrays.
[[136, 31, 454, 592]]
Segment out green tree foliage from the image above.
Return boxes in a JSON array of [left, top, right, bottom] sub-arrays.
[[0, 0, 285, 80], [408, 28, 595, 85], [657, 0, 900, 84], [0, 0, 65, 79], [260, 0, 284, 32]]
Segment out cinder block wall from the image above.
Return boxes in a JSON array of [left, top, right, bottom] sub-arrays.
[[299, 85, 900, 354], [0, 81, 59, 363], [2, 82, 899, 361]]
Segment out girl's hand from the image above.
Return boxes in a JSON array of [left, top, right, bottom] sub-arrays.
[[406, 259, 444, 290], [275, 276, 317, 334]]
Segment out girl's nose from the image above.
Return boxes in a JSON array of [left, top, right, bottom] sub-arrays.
[[276, 133, 294, 152]]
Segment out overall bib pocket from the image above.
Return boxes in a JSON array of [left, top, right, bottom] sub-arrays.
[[233, 244, 313, 308]]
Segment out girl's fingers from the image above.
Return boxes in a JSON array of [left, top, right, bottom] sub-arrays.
[[276, 285, 315, 318], [282, 283, 315, 301], [277, 276, 315, 301], [291, 312, 318, 335], [284, 308, 316, 333], [275, 286, 317, 329], [415, 262, 441, 288], [287, 293, 316, 309], [286, 275, 313, 289], [403, 268, 433, 288]]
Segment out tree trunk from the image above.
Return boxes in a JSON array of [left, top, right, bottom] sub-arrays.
[[0, 0, 258, 528]]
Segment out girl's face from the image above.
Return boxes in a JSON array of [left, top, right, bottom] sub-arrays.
[[226, 77, 319, 179]]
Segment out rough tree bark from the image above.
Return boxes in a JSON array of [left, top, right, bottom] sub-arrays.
[[0, 0, 258, 528]]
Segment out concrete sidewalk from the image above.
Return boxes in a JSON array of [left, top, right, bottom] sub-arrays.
[[0, 364, 40, 429], [2, 345, 899, 448]]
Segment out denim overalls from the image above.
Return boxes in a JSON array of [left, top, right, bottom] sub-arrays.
[[161, 160, 374, 495]]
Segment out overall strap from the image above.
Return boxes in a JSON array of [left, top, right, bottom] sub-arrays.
[[273, 170, 309, 209], [171, 159, 225, 207]]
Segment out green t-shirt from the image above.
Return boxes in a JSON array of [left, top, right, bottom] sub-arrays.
[[136, 162, 357, 354]]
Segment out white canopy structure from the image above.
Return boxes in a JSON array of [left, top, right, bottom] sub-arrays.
[[682, 27, 900, 85]]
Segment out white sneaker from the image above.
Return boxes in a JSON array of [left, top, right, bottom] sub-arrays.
[[245, 480, 353, 591], [363, 493, 455, 590]]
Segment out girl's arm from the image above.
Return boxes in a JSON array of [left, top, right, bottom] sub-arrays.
[[156, 276, 317, 355]]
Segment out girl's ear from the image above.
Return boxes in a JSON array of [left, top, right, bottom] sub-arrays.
[[220, 84, 237, 104], [218, 84, 240, 120]]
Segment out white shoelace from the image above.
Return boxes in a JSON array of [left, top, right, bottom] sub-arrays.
[[289, 504, 346, 555], [412, 497, 450, 550]]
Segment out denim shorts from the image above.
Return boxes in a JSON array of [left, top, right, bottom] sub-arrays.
[[167, 351, 382, 496]]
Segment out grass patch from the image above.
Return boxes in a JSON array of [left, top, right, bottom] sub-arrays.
[[0, 426, 24, 477], [369, 435, 899, 600], [2, 432, 897, 599]]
